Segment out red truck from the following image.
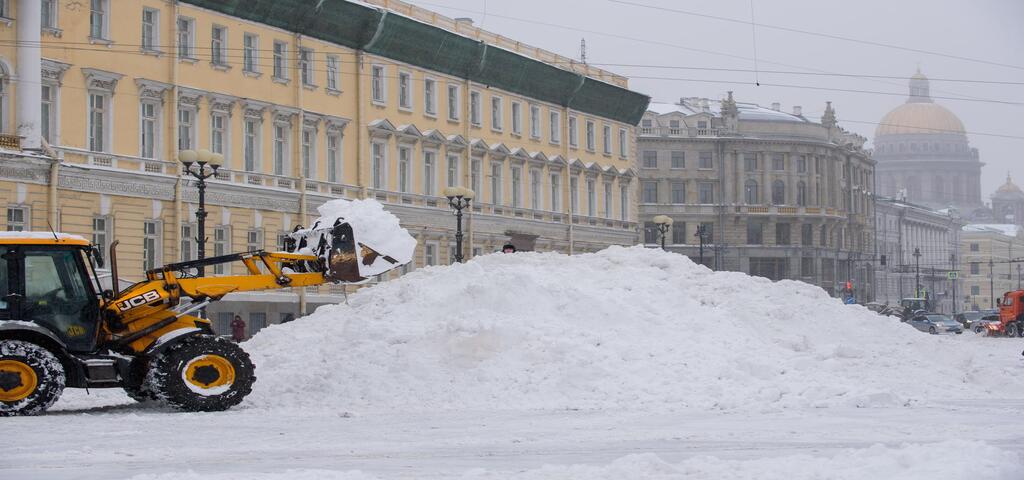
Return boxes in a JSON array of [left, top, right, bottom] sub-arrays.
[[988, 290, 1024, 337]]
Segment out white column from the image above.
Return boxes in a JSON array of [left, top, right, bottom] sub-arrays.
[[16, 0, 42, 149]]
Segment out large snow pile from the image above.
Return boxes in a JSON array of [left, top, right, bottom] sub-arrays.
[[246, 246, 1024, 412]]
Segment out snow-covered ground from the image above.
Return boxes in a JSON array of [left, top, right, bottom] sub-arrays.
[[6, 247, 1024, 479]]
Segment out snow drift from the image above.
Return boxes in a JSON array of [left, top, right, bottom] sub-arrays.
[[245, 246, 1024, 412]]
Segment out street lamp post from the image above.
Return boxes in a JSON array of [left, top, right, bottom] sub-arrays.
[[989, 258, 995, 307], [652, 215, 673, 251], [179, 149, 223, 278], [694, 223, 708, 266], [443, 186, 474, 263], [913, 247, 921, 298], [1017, 263, 1021, 290]]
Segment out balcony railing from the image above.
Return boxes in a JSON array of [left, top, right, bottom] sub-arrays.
[[637, 127, 724, 138], [0, 134, 22, 150]]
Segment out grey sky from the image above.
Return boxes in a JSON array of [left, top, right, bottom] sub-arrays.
[[417, 0, 1023, 203]]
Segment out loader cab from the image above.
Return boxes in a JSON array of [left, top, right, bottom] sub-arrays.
[[0, 235, 102, 352]]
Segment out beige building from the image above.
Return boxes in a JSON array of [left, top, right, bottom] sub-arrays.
[[0, 0, 648, 335], [960, 225, 1023, 311], [637, 94, 874, 296]]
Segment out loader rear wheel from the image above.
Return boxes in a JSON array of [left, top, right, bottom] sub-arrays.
[[145, 335, 255, 412], [0, 340, 65, 416]]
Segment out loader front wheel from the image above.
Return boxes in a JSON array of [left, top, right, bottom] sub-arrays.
[[0, 340, 65, 416], [146, 335, 255, 412]]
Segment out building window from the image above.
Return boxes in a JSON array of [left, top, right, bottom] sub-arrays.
[[424, 244, 437, 266], [550, 111, 561, 144], [469, 91, 482, 126], [772, 180, 786, 205], [397, 145, 411, 193], [41, 0, 58, 29], [699, 182, 714, 204], [491, 96, 503, 131], [747, 222, 764, 245], [511, 102, 522, 135], [273, 41, 289, 80], [180, 224, 195, 261], [446, 154, 459, 188], [551, 174, 562, 212], [970, 243, 979, 252], [447, 84, 460, 121], [744, 154, 758, 172], [273, 123, 289, 176], [178, 108, 195, 150], [301, 127, 315, 178], [211, 25, 228, 66], [299, 48, 315, 86], [471, 158, 482, 195], [490, 163, 503, 205], [243, 33, 258, 73], [971, 286, 980, 296], [247, 230, 263, 253], [642, 181, 658, 203], [88, 93, 108, 152], [530, 105, 541, 139], [423, 150, 436, 196], [568, 116, 578, 147], [671, 182, 685, 204], [801, 224, 813, 245], [177, 17, 195, 59], [619, 128, 628, 157], [772, 154, 785, 171], [244, 118, 260, 172], [570, 177, 579, 214], [6, 207, 27, 231], [797, 181, 807, 206], [744, 179, 759, 204], [322, 55, 339, 91], [327, 132, 342, 183], [671, 151, 685, 169], [644, 222, 658, 244], [423, 78, 436, 115], [141, 8, 159, 51], [41, 85, 55, 144], [602, 125, 612, 154], [775, 223, 791, 245], [371, 142, 386, 189], [699, 151, 713, 169], [90, 0, 108, 39], [642, 151, 658, 169], [585, 120, 595, 151], [797, 155, 807, 173], [618, 184, 626, 222], [511, 166, 523, 208], [699, 222, 714, 243], [398, 71, 412, 109], [140, 101, 159, 158], [530, 169, 542, 210], [210, 113, 227, 155], [92, 217, 111, 257], [143, 220, 161, 271], [213, 226, 230, 274], [585, 178, 596, 216], [672, 222, 686, 245], [970, 262, 980, 275], [604, 183, 613, 218]]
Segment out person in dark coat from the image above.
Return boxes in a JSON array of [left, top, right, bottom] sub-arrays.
[[230, 315, 246, 342], [502, 243, 516, 253]]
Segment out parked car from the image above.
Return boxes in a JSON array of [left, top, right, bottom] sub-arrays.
[[971, 314, 1002, 334], [954, 310, 997, 329], [909, 313, 964, 334]]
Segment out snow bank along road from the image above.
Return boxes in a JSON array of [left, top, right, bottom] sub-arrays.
[[6, 247, 1024, 479]]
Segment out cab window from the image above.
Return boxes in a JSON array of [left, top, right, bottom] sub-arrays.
[[22, 249, 96, 350]]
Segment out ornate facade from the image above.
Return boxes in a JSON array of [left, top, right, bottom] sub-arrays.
[[637, 94, 874, 296], [0, 0, 647, 336]]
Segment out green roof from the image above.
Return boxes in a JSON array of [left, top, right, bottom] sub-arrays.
[[183, 0, 650, 125]]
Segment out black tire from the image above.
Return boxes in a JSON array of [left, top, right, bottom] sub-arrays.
[[122, 358, 157, 403], [144, 335, 255, 412], [974, 325, 985, 334], [929, 326, 937, 335], [0, 340, 65, 416], [1007, 323, 1020, 338]]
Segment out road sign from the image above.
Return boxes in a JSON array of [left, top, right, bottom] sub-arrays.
[[948, 271, 958, 280]]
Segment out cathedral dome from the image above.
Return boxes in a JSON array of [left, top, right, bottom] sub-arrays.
[[994, 174, 1024, 199], [875, 70, 966, 137]]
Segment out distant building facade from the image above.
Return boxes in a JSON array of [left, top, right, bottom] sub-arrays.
[[960, 225, 1024, 311], [637, 94, 874, 296], [874, 70, 985, 217], [873, 198, 963, 313], [991, 174, 1024, 225]]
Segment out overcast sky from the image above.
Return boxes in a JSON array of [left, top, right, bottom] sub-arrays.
[[416, 0, 1023, 202]]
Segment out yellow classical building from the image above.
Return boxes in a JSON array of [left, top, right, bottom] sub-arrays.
[[0, 0, 648, 333]]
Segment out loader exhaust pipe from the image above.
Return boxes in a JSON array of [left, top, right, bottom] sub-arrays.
[[109, 240, 121, 298]]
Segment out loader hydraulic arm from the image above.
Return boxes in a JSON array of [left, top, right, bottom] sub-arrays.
[[148, 250, 331, 302]]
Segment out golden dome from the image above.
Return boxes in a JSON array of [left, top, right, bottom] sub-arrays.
[[995, 174, 1023, 196], [875, 102, 966, 137]]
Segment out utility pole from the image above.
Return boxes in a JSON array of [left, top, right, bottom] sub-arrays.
[[913, 247, 921, 298], [990, 258, 995, 308], [950, 253, 957, 315]]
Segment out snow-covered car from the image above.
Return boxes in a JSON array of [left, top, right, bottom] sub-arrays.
[[970, 314, 1002, 334], [909, 313, 963, 335], [954, 310, 997, 329]]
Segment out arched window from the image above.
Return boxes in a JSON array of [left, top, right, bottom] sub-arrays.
[[744, 179, 759, 204], [771, 180, 786, 205], [797, 181, 807, 206]]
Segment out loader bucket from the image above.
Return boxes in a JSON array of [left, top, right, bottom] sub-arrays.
[[324, 222, 363, 283]]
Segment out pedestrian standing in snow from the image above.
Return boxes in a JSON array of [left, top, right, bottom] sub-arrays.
[[230, 315, 247, 342], [502, 243, 516, 254]]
